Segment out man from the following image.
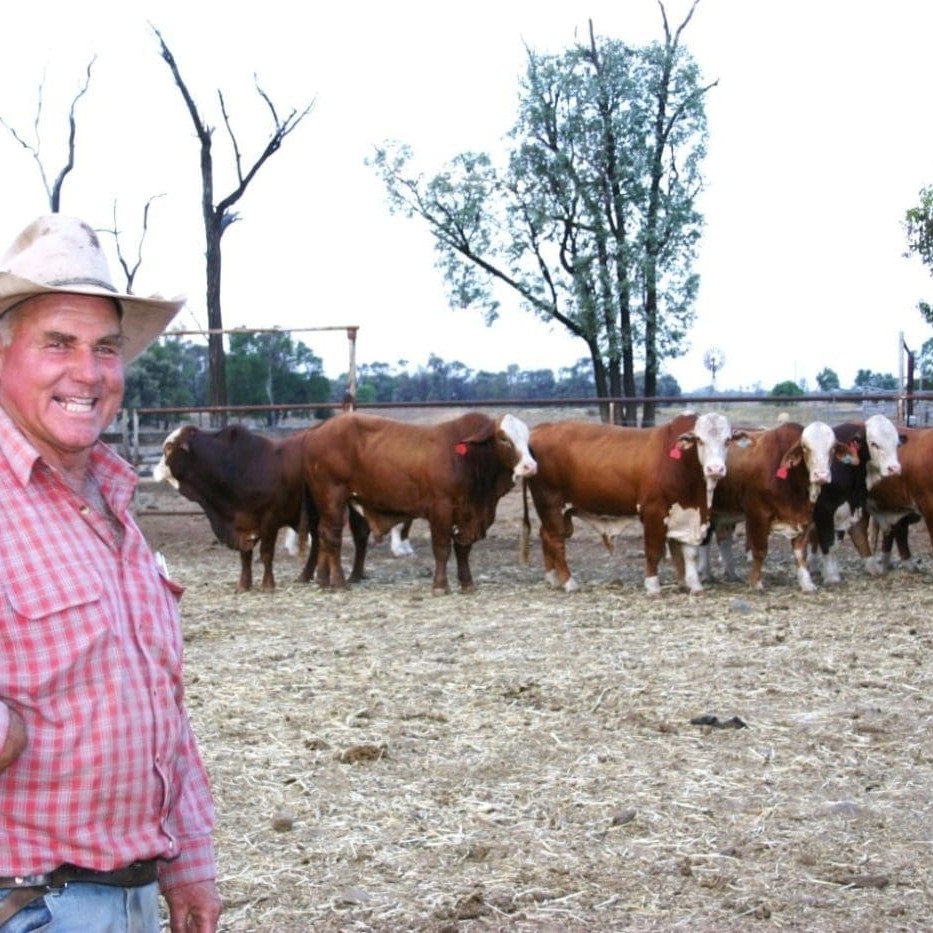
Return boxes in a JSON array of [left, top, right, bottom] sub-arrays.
[[0, 216, 221, 931]]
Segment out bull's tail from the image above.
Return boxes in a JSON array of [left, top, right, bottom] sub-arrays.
[[520, 478, 531, 565]]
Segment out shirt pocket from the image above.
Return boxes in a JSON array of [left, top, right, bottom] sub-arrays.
[[0, 567, 107, 695], [3, 566, 103, 620]]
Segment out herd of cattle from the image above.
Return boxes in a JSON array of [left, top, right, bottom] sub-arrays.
[[150, 409, 931, 596]]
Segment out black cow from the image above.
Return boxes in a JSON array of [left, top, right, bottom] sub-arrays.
[[154, 424, 368, 593]]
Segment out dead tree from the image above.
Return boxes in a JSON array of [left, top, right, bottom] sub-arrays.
[[104, 195, 166, 296], [0, 57, 96, 212], [153, 27, 314, 418]]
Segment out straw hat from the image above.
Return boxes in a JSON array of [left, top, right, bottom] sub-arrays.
[[0, 214, 185, 362]]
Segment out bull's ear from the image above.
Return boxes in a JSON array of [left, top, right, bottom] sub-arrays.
[[674, 432, 697, 451], [779, 443, 803, 471], [730, 430, 754, 448], [458, 426, 495, 445], [836, 440, 860, 466]]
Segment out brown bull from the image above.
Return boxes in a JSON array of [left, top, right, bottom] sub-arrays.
[[303, 411, 536, 593]]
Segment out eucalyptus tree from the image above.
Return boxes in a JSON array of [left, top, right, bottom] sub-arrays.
[[904, 184, 933, 325], [370, 2, 713, 424]]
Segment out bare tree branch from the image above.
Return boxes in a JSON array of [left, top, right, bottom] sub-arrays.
[[214, 86, 315, 218], [0, 57, 95, 211], [152, 22, 315, 415], [104, 194, 166, 294], [48, 56, 96, 211]]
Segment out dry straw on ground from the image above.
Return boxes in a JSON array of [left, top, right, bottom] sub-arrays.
[[137, 477, 933, 933]]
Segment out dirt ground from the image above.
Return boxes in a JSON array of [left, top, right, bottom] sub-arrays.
[[135, 479, 933, 932]]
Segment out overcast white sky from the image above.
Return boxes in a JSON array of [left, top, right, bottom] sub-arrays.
[[2, 0, 932, 392]]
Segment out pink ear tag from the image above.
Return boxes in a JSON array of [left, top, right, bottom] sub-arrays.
[[455, 442, 468, 456], [669, 446, 682, 460], [776, 466, 789, 479]]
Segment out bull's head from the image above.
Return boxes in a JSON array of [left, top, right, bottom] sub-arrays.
[[775, 421, 840, 502], [864, 413, 903, 490], [672, 411, 746, 507]]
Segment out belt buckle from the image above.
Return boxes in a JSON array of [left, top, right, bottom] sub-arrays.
[[10, 873, 52, 887]]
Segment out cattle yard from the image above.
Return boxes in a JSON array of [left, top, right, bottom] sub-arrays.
[[137, 477, 933, 932]]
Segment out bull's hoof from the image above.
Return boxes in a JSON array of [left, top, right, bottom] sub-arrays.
[[432, 586, 450, 597], [544, 569, 562, 588]]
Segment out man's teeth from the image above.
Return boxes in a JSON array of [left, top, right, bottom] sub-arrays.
[[59, 398, 95, 413]]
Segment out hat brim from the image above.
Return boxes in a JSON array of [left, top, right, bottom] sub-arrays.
[[0, 273, 185, 363]]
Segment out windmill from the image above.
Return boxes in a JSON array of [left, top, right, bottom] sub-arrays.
[[703, 347, 726, 389]]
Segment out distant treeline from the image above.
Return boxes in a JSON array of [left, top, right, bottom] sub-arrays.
[[130, 332, 902, 426], [125, 332, 684, 425]]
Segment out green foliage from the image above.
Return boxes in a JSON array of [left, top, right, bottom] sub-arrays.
[[904, 186, 933, 325], [815, 367, 840, 392], [368, 9, 710, 424], [123, 340, 683, 416], [226, 330, 327, 425], [124, 338, 208, 426], [770, 380, 804, 403], [853, 369, 898, 391]]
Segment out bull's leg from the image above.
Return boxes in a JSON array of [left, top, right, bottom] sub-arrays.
[[428, 522, 452, 594], [668, 540, 686, 584], [318, 515, 347, 589], [716, 523, 739, 581], [237, 548, 253, 594], [679, 543, 704, 595], [697, 522, 717, 582], [454, 540, 475, 592], [642, 517, 666, 596], [298, 532, 320, 583], [347, 508, 370, 583], [848, 511, 883, 574], [820, 538, 843, 585], [390, 519, 415, 557], [539, 522, 576, 592], [893, 516, 915, 561], [529, 490, 577, 592], [791, 531, 817, 592], [258, 534, 277, 592], [744, 520, 769, 591]]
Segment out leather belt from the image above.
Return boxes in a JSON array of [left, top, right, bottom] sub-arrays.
[[0, 860, 158, 926]]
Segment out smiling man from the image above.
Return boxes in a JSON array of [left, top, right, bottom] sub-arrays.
[[0, 216, 222, 932]]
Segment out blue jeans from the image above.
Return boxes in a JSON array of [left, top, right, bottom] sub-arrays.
[[0, 882, 160, 932]]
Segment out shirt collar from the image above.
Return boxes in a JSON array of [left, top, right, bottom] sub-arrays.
[[0, 405, 136, 507]]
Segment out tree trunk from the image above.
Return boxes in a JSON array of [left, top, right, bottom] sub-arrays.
[[205, 221, 227, 423]]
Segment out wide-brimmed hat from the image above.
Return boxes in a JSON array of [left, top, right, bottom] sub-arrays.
[[0, 214, 185, 362]]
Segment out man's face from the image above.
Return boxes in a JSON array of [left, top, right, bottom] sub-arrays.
[[0, 293, 124, 470]]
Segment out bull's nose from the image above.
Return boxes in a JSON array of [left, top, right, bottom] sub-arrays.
[[705, 463, 726, 478], [888, 464, 902, 475]]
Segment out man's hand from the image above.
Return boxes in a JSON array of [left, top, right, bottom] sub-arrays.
[[165, 880, 222, 932], [0, 705, 26, 773]]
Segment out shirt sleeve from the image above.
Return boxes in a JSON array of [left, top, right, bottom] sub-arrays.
[[157, 710, 218, 892], [0, 701, 9, 754]]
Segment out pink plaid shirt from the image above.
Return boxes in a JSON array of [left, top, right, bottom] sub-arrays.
[[0, 407, 216, 892]]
